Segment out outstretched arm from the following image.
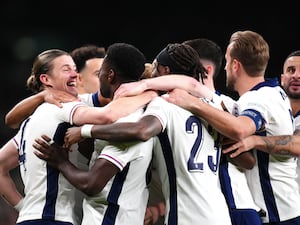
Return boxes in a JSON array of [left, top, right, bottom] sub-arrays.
[[114, 75, 214, 100], [221, 136, 256, 169], [0, 140, 24, 210], [33, 135, 120, 196], [72, 91, 158, 125], [223, 133, 300, 158], [6, 88, 78, 128], [64, 115, 162, 147], [163, 88, 256, 141]]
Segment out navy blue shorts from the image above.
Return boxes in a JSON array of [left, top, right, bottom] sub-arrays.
[[230, 208, 263, 225], [17, 220, 72, 225]]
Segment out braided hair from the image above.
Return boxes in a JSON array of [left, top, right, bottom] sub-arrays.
[[156, 43, 207, 83]]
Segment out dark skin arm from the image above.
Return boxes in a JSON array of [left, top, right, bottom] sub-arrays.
[[221, 136, 256, 170], [77, 138, 95, 161], [33, 135, 118, 196], [64, 115, 163, 148], [33, 116, 163, 195], [225, 151, 255, 170]]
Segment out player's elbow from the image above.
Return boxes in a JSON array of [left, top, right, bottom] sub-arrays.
[[84, 188, 100, 196], [137, 125, 159, 141], [128, 126, 152, 142], [81, 183, 105, 196], [230, 151, 256, 170], [138, 131, 153, 142], [230, 128, 252, 141], [101, 116, 115, 125], [5, 114, 20, 129], [240, 156, 256, 170]]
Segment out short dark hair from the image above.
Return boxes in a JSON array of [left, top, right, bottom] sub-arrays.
[[183, 38, 223, 78], [70, 45, 105, 72], [286, 50, 300, 59], [105, 43, 146, 82]]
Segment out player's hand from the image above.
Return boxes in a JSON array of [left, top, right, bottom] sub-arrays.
[[222, 136, 256, 158], [144, 207, 154, 225], [144, 202, 165, 225], [64, 126, 85, 148], [114, 81, 146, 99], [33, 134, 69, 169], [43, 88, 79, 108], [162, 88, 193, 110]]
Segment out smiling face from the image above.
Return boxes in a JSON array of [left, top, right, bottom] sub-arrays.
[[44, 55, 78, 97], [281, 56, 300, 99]]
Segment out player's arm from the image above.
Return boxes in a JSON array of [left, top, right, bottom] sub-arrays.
[[0, 140, 24, 210], [163, 88, 256, 141], [33, 136, 118, 195], [223, 130, 300, 158], [64, 115, 162, 147], [226, 151, 256, 169], [114, 75, 213, 100], [5, 88, 78, 129], [72, 91, 157, 125], [222, 136, 256, 169]]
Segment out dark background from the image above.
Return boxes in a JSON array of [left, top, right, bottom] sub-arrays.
[[0, 1, 299, 224], [0, 0, 300, 145], [0, 2, 299, 146]]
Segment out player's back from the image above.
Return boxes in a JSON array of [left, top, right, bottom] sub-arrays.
[[145, 96, 232, 225]]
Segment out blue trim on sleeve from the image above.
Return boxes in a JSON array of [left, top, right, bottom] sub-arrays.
[[240, 109, 264, 132]]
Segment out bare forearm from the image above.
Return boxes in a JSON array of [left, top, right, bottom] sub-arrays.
[[58, 161, 94, 195], [255, 135, 299, 156], [105, 91, 157, 122], [5, 92, 45, 128], [145, 75, 213, 99], [88, 116, 160, 142], [91, 123, 145, 141], [223, 134, 300, 159], [189, 99, 250, 140], [74, 91, 157, 126], [0, 172, 23, 207], [58, 160, 117, 196]]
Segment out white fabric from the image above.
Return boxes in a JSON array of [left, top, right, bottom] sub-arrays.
[[143, 96, 232, 225], [13, 101, 85, 224], [220, 93, 260, 210], [293, 114, 300, 193], [81, 108, 154, 225], [238, 82, 300, 223]]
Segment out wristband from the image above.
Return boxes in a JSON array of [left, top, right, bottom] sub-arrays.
[[81, 124, 93, 138], [14, 199, 24, 212]]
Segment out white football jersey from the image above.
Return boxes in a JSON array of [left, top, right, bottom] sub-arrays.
[[237, 79, 300, 223], [217, 93, 260, 211], [293, 112, 300, 193], [13, 101, 85, 224], [81, 108, 154, 225], [143, 96, 232, 225]]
